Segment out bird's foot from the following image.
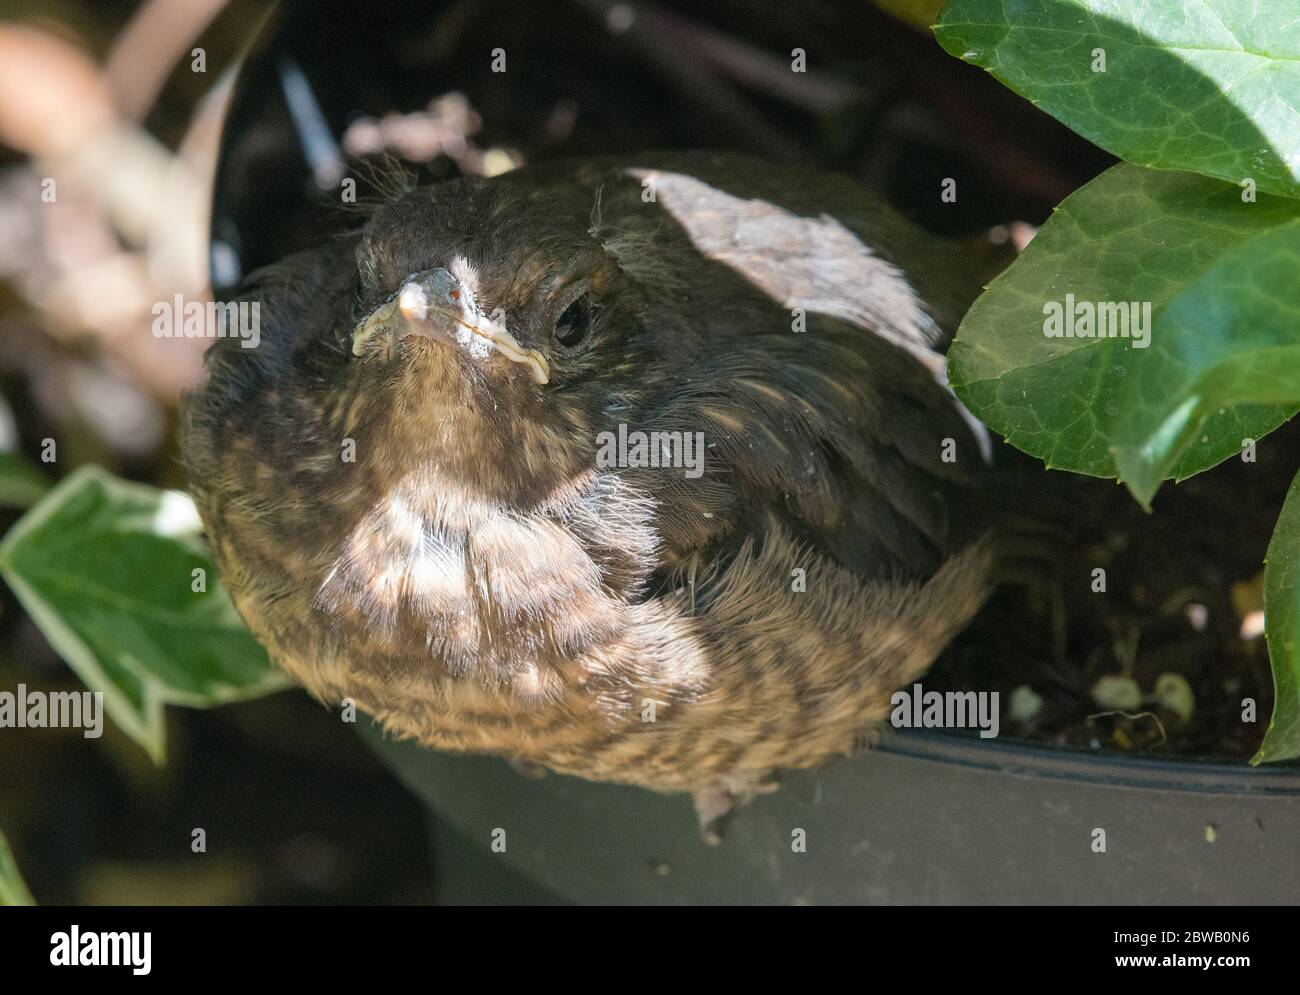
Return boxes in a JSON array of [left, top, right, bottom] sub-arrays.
[[692, 771, 780, 844]]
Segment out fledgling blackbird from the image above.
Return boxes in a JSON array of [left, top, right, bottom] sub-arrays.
[[182, 152, 996, 839]]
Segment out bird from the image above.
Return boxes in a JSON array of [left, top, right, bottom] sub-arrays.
[[181, 151, 997, 841]]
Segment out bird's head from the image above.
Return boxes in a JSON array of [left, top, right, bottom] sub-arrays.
[[321, 168, 695, 508]]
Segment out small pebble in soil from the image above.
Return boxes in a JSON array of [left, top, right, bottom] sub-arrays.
[[1153, 672, 1195, 724], [1240, 610, 1265, 640], [1091, 674, 1143, 711], [1009, 684, 1044, 723]]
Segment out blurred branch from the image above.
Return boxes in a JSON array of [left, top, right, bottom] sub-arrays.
[[106, 0, 230, 121]]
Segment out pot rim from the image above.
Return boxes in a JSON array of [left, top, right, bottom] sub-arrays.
[[887, 729, 1300, 794]]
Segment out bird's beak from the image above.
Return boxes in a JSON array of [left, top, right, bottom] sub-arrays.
[[351, 267, 550, 385]]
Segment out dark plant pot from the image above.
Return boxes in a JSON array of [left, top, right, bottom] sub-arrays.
[[364, 728, 1300, 904]]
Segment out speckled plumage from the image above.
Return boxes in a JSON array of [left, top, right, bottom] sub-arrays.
[[181, 152, 994, 837]]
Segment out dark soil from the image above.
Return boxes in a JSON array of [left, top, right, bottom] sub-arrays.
[[930, 421, 1296, 761]]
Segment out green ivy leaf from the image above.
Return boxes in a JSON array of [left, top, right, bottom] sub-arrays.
[[0, 830, 34, 906], [1111, 220, 1300, 503], [0, 466, 289, 762], [935, 0, 1300, 198], [948, 163, 1300, 498], [1258, 468, 1300, 763], [0, 451, 51, 509]]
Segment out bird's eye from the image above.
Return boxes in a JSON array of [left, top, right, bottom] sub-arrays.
[[554, 296, 591, 347], [341, 273, 365, 350]]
